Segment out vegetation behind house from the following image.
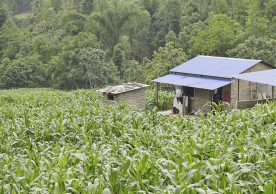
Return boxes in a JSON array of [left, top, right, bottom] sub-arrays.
[[0, 0, 275, 89]]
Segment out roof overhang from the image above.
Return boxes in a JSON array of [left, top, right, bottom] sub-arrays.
[[233, 69, 276, 87], [152, 74, 233, 90], [98, 83, 150, 95]]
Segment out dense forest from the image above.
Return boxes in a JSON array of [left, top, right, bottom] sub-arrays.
[[0, 0, 275, 89]]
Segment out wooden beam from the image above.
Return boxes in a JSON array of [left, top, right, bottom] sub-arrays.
[[272, 86, 274, 100], [182, 95, 186, 116], [156, 82, 160, 110], [238, 79, 240, 101]]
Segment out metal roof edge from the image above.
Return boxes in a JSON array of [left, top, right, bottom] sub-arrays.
[[197, 55, 262, 62], [100, 83, 150, 95], [152, 73, 233, 90], [168, 71, 233, 79]]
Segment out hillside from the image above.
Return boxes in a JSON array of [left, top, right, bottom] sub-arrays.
[[0, 0, 275, 89], [0, 89, 275, 193]]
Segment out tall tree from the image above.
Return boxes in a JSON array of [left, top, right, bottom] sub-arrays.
[[0, 7, 7, 27], [145, 42, 187, 82], [82, 0, 94, 15], [150, 0, 182, 50], [80, 48, 119, 88], [52, 0, 63, 13], [112, 44, 125, 79], [191, 14, 242, 56], [228, 36, 276, 67]]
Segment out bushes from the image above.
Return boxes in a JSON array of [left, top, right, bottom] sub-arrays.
[[145, 88, 174, 111]]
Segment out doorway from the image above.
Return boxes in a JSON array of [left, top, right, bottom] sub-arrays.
[[183, 87, 195, 113], [213, 88, 223, 104]]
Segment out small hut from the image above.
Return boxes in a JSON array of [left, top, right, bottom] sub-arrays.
[[98, 82, 149, 109]]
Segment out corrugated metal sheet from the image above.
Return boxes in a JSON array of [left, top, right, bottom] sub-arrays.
[[170, 55, 261, 78], [98, 82, 149, 94], [152, 74, 232, 90], [233, 69, 276, 86]]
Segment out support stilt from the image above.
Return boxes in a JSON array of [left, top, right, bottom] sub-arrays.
[[238, 79, 240, 101], [272, 86, 274, 100], [156, 82, 160, 110]]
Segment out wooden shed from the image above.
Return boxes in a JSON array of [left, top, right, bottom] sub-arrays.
[[153, 55, 275, 115], [98, 82, 149, 109]]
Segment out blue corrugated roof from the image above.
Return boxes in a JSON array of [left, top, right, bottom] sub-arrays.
[[170, 55, 261, 78], [153, 74, 233, 90], [233, 69, 276, 86]]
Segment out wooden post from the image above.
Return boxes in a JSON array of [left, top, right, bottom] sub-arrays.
[[256, 83, 258, 99], [250, 82, 252, 100], [272, 86, 274, 100], [182, 95, 186, 116], [156, 82, 160, 110], [237, 79, 240, 101]]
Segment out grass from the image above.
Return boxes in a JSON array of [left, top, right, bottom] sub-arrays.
[[0, 89, 275, 193]]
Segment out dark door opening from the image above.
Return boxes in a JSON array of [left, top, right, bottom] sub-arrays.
[[107, 93, 115, 100], [213, 88, 222, 104], [183, 87, 195, 113]]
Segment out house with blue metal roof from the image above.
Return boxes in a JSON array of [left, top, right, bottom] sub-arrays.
[[153, 55, 275, 115]]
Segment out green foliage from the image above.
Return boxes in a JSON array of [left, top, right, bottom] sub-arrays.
[[0, 0, 276, 89], [122, 60, 144, 83], [51, 0, 63, 13], [0, 8, 7, 27], [165, 30, 177, 46], [191, 14, 242, 56], [210, 0, 229, 14], [79, 48, 119, 88], [228, 36, 276, 67], [112, 44, 125, 78], [61, 11, 86, 35], [145, 42, 187, 82], [0, 89, 275, 193], [145, 88, 174, 111], [82, 0, 94, 15]]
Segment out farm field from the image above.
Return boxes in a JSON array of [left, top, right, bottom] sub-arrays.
[[0, 89, 275, 193]]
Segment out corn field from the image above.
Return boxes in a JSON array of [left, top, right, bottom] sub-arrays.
[[0, 89, 275, 193]]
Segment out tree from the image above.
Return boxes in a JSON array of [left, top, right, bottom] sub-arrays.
[[0, 8, 7, 27], [0, 54, 48, 88], [145, 42, 187, 82], [165, 30, 177, 46], [82, 0, 94, 15], [122, 60, 144, 82], [227, 36, 276, 67], [0, 19, 23, 60], [230, 0, 248, 25], [210, 0, 229, 14], [265, 0, 276, 19], [86, 0, 150, 58], [150, 0, 182, 50], [48, 33, 111, 89], [32, 0, 43, 20], [0, 57, 11, 86], [191, 14, 242, 56], [245, 1, 270, 37], [52, 0, 63, 13], [245, 16, 269, 37], [178, 21, 205, 56], [112, 44, 125, 79], [141, 0, 161, 16], [61, 12, 86, 35], [79, 48, 119, 88]]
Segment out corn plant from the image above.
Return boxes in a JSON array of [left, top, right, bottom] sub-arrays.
[[0, 89, 275, 193]]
